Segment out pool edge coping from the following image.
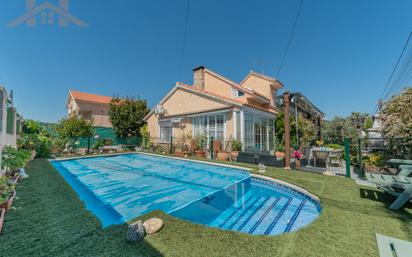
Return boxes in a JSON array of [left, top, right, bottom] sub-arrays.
[[251, 173, 320, 203], [51, 152, 319, 203], [51, 151, 252, 172], [137, 152, 252, 171]]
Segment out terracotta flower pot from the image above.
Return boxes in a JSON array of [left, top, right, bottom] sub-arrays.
[[0, 208, 5, 233], [175, 149, 184, 157], [0, 190, 16, 213], [231, 151, 239, 161], [217, 152, 229, 161], [194, 150, 206, 158], [296, 159, 301, 169], [275, 151, 285, 159]]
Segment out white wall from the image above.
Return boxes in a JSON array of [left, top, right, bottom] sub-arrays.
[[0, 86, 18, 176]]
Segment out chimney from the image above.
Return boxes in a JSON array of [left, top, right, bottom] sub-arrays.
[[193, 66, 205, 89]]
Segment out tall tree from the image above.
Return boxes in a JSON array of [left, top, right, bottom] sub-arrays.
[[56, 117, 94, 151], [380, 87, 412, 143], [275, 112, 317, 149], [322, 112, 371, 144], [109, 97, 149, 140]]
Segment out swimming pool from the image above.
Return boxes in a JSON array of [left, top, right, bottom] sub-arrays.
[[51, 153, 321, 236]]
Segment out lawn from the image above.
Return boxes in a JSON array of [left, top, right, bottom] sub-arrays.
[[1, 158, 411, 257]]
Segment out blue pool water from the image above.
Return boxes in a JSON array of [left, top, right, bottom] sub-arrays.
[[51, 154, 321, 235]]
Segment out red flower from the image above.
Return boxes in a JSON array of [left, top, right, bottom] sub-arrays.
[[292, 150, 302, 160]]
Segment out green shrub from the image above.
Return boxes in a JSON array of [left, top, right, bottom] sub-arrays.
[[1, 146, 31, 176], [18, 133, 51, 158], [325, 144, 344, 150], [231, 140, 242, 151], [0, 176, 15, 204], [364, 153, 385, 167]]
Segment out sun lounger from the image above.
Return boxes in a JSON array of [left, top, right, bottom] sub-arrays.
[[376, 234, 412, 257], [398, 165, 412, 177], [388, 159, 412, 166], [366, 173, 412, 210]]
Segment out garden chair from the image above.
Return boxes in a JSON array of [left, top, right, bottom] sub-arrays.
[[366, 173, 412, 210], [313, 150, 328, 168]]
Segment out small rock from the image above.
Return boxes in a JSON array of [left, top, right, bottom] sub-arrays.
[[143, 218, 164, 235], [127, 220, 145, 242]]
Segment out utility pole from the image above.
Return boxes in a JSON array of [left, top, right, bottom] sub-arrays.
[[283, 91, 291, 169]]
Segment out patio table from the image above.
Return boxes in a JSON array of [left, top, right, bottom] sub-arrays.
[[311, 148, 343, 169]]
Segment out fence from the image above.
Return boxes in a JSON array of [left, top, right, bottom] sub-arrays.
[[142, 136, 235, 159], [77, 127, 140, 149], [142, 135, 412, 178], [290, 139, 352, 177], [362, 137, 412, 175]]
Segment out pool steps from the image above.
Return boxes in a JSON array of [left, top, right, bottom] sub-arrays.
[[212, 194, 308, 236]]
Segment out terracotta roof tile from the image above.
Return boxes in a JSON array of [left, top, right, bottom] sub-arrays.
[[70, 90, 112, 104]]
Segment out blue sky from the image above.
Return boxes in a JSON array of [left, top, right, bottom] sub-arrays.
[[0, 0, 411, 122]]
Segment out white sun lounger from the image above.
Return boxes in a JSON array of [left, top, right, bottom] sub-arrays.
[[366, 173, 412, 210], [376, 234, 412, 257], [398, 165, 412, 177]]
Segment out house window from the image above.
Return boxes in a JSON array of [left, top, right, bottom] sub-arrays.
[[159, 121, 172, 143], [231, 88, 245, 98], [261, 118, 267, 151], [193, 114, 225, 141], [236, 112, 241, 140], [6, 107, 15, 135], [244, 113, 254, 150], [268, 119, 275, 150]]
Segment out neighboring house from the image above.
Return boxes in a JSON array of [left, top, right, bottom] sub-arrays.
[[144, 66, 283, 153], [281, 92, 325, 140], [67, 90, 113, 128], [367, 113, 384, 150]]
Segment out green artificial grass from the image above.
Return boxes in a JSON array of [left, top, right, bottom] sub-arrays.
[[1, 158, 411, 257]]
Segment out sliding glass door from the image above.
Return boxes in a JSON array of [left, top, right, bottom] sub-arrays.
[[243, 112, 275, 152]]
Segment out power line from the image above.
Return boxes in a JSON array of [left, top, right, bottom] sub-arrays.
[[373, 32, 412, 114], [276, 0, 304, 78], [178, 0, 190, 81]]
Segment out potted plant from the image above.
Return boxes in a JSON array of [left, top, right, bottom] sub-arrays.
[[292, 150, 303, 169], [230, 140, 242, 161], [216, 151, 229, 161], [275, 144, 285, 160], [2, 147, 31, 181], [0, 177, 16, 213], [175, 148, 184, 157], [194, 134, 207, 158], [0, 208, 5, 233]]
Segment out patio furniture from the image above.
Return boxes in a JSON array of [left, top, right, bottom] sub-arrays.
[[312, 149, 328, 168], [311, 148, 344, 169], [398, 165, 412, 177], [366, 173, 412, 210], [388, 159, 412, 166], [376, 234, 412, 257]]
